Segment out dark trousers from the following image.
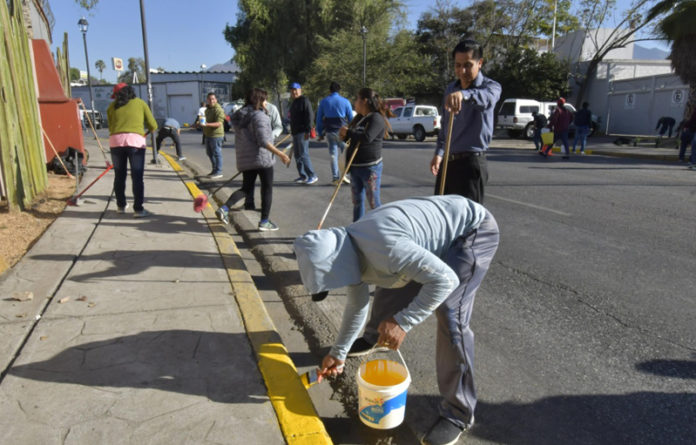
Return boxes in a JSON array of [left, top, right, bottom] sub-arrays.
[[156, 128, 182, 157], [434, 154, 488, 204], [110, 146, 145, 211], [224, 167, 274, 220], [363, 211, 499, 428]]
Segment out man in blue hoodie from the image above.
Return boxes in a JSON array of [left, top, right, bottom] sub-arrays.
[[316, 81, 354, 184], [294, 195, 499, 445]]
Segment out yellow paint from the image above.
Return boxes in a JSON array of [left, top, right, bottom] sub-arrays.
[[363, 359, 406, 386], [162, 154, 333, 444]]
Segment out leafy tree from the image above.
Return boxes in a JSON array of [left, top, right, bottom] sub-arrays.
[[225, 0, 404, 108], [486, 46, 570, 101], [74, 0, 98, 8], [69, 67, 81, 82], [414, 0, 578, 99], [95, 59, 106, 79], [647, 0, 696, 116], [117, 58, 146, 84], [569, 0, 666, 106]]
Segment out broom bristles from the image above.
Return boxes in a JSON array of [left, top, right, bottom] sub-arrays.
[[193, 194, 208, 213]]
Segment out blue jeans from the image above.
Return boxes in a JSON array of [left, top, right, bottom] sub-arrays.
[[350, 162, 382, 221], [691, 132, 696, 164], [292, 133, 316, 180], [326, 131, 346, 179], [678, 130, 692, 161], [554, 130, 570, 155], [110, 146, 145, 211], [533, 129, 542, 151], [205, 136, 223, 174], [573, 125, 589, 152]]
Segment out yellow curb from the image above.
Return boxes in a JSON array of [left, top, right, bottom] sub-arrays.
[[163, 158, 332, 445]]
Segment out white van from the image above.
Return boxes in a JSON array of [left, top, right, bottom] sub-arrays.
[[496, 98, 542, 138]]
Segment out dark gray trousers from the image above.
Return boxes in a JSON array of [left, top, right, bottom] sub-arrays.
[[363, 211, 499, 428]]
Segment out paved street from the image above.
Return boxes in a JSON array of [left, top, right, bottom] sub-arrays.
[[144, 128, 695, 444]]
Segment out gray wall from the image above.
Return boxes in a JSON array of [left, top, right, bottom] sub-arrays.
[[72, 74, 235, 127], [605, 73, 687, 135]]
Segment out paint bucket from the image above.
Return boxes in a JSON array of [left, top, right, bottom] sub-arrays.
[[356, 349, 411, 429]]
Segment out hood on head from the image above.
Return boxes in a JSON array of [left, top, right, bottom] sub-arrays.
[[293, 227, 362, 294]]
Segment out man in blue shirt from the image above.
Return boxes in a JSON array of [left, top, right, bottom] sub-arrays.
[[316, 81, 354, 184], [155, 117, 185, 161], [431, 39, 501, 204]]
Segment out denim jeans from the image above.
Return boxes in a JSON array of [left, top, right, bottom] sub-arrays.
[[350, 162, 382, 221], [205, 137, 223, 174], [691, 132, 696, 164], [554, 130, 570, 155], [533, 129, 542, 151], [678, 130, 692, 160], [573, 125, 589, 152], [110, 146, 146, 211], [292, 133, 316, 180], [326, 131, 345, 179]]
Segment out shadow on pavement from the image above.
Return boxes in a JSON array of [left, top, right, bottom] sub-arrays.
[[409, 391, 696, 445], [9, 330, 286, 406], [636, 357, 696, 380]]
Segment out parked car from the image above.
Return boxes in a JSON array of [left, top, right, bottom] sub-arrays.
[[388, 104, 441, 142], [221, 101, 243, 132], [496, 98, 541, 138], [80, 109, 104, 129], [498, 98, 599, 139]]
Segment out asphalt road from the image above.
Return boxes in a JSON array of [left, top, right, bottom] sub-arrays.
[[161, 128, 695, 444]]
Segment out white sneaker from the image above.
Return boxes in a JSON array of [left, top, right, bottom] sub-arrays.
[[117, 203, 129, 214], [306, 176, 319, 185], [133, 209, 153, 218]]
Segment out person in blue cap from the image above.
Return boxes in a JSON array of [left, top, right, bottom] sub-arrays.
[[288, 82, 318, 184], [294, 195, 499, 445]]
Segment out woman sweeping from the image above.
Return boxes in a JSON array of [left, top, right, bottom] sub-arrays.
[[107, 83, 158, 217], [339, 87, 391, 221], [216, 88, 290, 231]]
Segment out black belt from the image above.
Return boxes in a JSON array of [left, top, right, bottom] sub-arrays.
[[448, 151, 484, 161]]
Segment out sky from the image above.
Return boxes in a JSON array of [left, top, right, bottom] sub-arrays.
[[51, 0, 666, 84]]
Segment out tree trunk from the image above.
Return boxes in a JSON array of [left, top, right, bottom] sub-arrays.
[[574, 58, 601, 108], [685, 81, 696, 119]]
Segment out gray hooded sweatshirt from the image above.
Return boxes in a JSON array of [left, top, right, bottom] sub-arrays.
[[294, 195, 487, 359], [231, 105, 275, 171]]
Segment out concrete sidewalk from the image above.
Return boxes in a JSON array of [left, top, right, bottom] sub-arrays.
[[491, 133, 689, 163], [0, 140, 330, 444]]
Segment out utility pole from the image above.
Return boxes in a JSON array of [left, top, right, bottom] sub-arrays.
[[551, 0, 558, 51], [360, 26, 368, 86], [139, 0, 157, 164]]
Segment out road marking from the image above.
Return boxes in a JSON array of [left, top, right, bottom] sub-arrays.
[[487, 193, 571, 216]]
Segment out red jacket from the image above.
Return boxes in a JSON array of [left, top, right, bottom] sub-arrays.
[[550, 108, 573, 132]]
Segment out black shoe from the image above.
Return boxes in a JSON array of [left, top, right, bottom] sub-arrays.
[[421, 417, 468, 445], [347, 337, 388, 357]]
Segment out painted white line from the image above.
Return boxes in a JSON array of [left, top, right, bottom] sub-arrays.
[[487, 193, 572, 217]]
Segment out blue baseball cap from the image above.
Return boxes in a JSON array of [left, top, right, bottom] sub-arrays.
[[290, 82, 301, 90]]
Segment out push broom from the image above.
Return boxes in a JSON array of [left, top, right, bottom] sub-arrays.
[[67, 101, 115, 205], [193, 134, 292, 212], [438, 111, 455, 195]]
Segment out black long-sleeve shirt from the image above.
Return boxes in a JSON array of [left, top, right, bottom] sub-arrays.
[[289, 95, 314, 135], [345, 112, 386, 167]]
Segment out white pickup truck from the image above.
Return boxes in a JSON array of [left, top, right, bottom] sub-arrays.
[[388, 104, 441, 142]]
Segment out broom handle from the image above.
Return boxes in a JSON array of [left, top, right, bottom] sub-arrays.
[[78, 100, 111, 164], [317, 140, 361, 230], [41, 128, 74, 179], [438, 111, 455, 195], [210, 170, 243, 196]]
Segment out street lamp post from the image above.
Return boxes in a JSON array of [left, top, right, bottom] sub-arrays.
[[139, 0, 157, 164], [360, 25, 368, 86], [77, 17, 95, 117]]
